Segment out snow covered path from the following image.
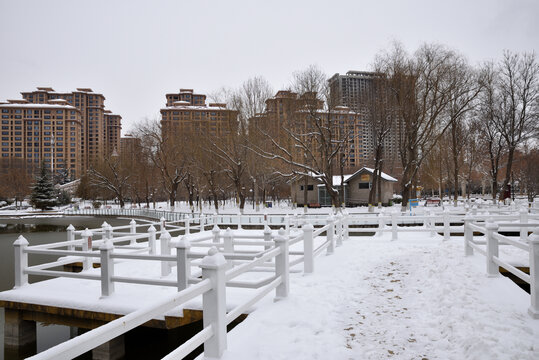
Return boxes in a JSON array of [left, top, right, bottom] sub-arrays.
[[216, 233, 539, 360]]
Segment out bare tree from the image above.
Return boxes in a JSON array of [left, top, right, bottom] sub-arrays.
[[494, 51, 539, 200], [475, 62, 506, 200], [362, 71, 396, 210], [518, 144, 539, 202], [135, 119, 189, 209], [377, 43, 461, 210], [251, 65, 356, 209], [446, 60, 483, 205], [88, 154, 130, 208]]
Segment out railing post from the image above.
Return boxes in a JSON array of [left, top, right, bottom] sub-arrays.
[[274, 228, 289, 300], [237, 212, 242, 230], [263, 225, 272, 252], [463, 214, 474, 256], [428, 210, 436, 238], [335, 214, 343, 247], [485, 221, 499, 277], [81, 229, 93, 270], [200, 214, 205, 232], [212, 224, 220, 244], [377, 212, 384, 237], [160, 217, 166, 233], [105, 224, 113, 242], [160, 231, 172, 277], [327, 216, 335, 255], [391, 212, 398, 241], [302, 223, 314, 274], [100, 240, 114, 297], [223, 227, 234, 254], [13, 236, 29, 288], [528, 228, 539, 318], [285, 215, 290, 236], [200, 247, 227, 358], [174, 236, 191, 291], [129, 219, 137, 245], [443, 209, 450, 241], [101, 221, 109, 242], [148, 225, 157, 255], [185, 217, 190, 235], [67, 224, 75, 251], [343, 212, 349, 241], [520, 208, 529, 242]]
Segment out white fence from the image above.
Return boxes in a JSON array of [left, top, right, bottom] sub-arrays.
[[10, 206, 539, 359], [19, 213, 344, 359]]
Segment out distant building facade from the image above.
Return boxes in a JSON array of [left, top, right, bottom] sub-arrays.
[[160, 89, 238, 138], [120, 134, 141, 156], [253, 90, 367, 171], [0, 99, 83, 179], [328, 71, 400, 173], [105, 110, 122, 156], [20, 87, 122, 170]]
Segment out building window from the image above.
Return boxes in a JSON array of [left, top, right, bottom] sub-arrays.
[[359, 182, 370, 189]]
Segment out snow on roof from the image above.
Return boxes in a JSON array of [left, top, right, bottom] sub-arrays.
[[316, 175, 353, 187], [0, 103, 79, 110], [348, 167, 398, 182], [161, 105, 231, 111]]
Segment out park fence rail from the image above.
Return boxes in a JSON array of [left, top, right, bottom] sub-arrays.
[[8, 204, 539, 359]]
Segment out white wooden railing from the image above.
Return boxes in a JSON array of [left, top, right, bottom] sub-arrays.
[[462, 213, 539, 318], [17, 214, 345, 359], [11, 206, 539, 359]]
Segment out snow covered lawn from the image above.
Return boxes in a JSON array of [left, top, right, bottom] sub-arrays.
[[217, 233, 539, 360]]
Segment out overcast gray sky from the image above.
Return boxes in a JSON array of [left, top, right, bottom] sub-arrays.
[[1, 0, 538, 133]]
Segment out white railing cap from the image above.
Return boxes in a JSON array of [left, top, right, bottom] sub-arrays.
[[67, 224, 75, 231], [81, 228, 92, 237], [263, 225, 272, 234], [302, 223, 314, 231], [212, 224, 220, 233], [485, 222, 499, 230], [148, 225, 156, 232], [200, 247, 227, 269], [100, 240, 114, 250], [160, 231, 172, 240], [14, 235, 29, 246], [173, 236, 191, 249], [130, 219, 137, 224]]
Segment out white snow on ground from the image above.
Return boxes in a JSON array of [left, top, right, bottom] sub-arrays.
[[215, 232, 539, 360], [1, 223, 538, 359]]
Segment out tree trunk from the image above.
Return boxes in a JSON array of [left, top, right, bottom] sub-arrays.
[[303, 176, 308, 213], [377, 165, 383, 206], [499, 146, 515, 201]]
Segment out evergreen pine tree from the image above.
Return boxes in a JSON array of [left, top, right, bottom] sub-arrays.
[[30, 163, 58, 210]]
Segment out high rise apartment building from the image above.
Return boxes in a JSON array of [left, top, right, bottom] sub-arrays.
[[105, 110, 122, 156], [21, 87, 121, 169], [254, 90, 365, 171], [328, 71, 400, 169], [120, 134, 141, 157], [0, 99, 83, 179], [160, 89, 238, 138]]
